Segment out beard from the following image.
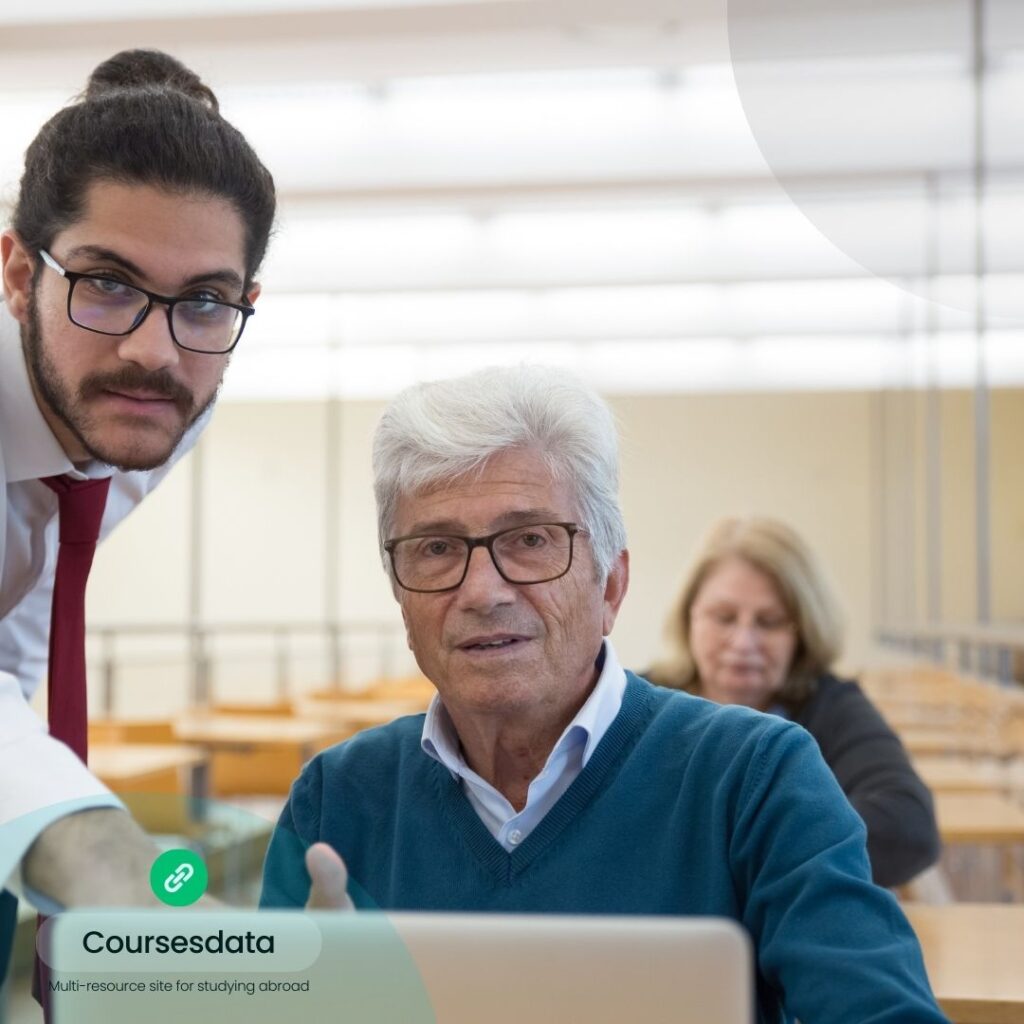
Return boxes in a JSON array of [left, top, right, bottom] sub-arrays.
[[23, 292, 219, 472]]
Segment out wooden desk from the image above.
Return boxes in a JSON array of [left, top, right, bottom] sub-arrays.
[[295, 696, 426, 728], [90, 743, 208, 799], [905, 903, 1024, 1024], [935, 793, 1024, 845], [173, 715, 350, 797], [174, 715, 347, 757], [881, 705, 967, 730], [934, 792, 1024, 899], [900, 728, 1004, 758], [914, 756, 1007, 794]]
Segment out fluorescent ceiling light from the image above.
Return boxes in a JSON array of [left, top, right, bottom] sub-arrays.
[[261, 187, 1024, 295], [240, 271, 1022, 358], [244, 276, 922, 352], [220, 330, 1024, 402], [219, 65, 767, 191], [0, 0, 499, 24], [263, 200, 867, 292]]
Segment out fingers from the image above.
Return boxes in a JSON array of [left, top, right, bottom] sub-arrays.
[[305, 842, 355, 910]]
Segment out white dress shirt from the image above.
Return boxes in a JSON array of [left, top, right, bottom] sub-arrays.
[[0, 303, 208, 896], [421, 639, 627, 852]]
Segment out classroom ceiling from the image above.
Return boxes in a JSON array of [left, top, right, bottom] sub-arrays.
[[1, 0, 1022, 397]]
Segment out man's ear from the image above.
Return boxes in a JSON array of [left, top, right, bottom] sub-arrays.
[[399, 598, 414, 652], [1, 230, 35, 323], [245, 281, 261, 307], [601, 549, 630, 636]]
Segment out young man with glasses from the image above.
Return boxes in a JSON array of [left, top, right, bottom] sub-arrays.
[[0, 49, 274, 946], [261, 366, 948, 1024]]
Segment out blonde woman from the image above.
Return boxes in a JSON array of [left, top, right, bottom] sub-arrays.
[[648, 516, 940, 888]]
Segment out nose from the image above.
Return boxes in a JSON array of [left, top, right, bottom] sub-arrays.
[[726, 621, 761, 649], [114, 304, 180, 372], [455, 544, 517, 614]]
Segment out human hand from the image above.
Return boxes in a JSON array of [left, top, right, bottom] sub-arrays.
[[305, 842, 355, 910], [24, 808, 163, 908]]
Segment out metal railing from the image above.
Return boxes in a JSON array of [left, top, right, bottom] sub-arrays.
[[87, 620, 410, 716], [877, 623, 1024, 685]]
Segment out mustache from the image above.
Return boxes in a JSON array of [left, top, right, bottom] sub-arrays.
[[449, 617, 537, 644], [78, 366, 194, 414]]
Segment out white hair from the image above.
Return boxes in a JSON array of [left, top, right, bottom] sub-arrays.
[[372, 365, 627, 580]]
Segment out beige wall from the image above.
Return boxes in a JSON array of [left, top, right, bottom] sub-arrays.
[[938, 391, 978, 624], [887, 387, 1024, 628], [612, 392, 873, 675], [991, 389, 1024, 622], [85, 387, 1023, 715]]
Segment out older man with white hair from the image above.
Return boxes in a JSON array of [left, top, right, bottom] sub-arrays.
[[261, 366, 947, 1024]]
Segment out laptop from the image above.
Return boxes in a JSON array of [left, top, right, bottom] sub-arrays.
[[45, 910, 753, 1024], [315, 912, 754, 1024]]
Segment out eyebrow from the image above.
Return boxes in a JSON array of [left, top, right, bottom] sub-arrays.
[[60, 245, 245, 294], [697, 599, 786, 614], [403, 507, 567, 536]]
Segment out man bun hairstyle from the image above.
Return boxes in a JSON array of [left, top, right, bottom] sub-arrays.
[[84, 49, 219, 110], [13, 49, 274, 289]]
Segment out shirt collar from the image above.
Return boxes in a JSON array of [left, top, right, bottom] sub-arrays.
[[0, 302, 115, 483], [421, 638, 628, 779]]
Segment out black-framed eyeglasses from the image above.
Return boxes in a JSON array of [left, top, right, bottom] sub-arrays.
[[38, 249, 254, 355], [384, 522, 583, 593]]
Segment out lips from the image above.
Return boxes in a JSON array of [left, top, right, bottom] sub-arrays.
[[106, 389, 176, 403], [457, 633, 532, 652], [98, 389, 183, 419], [721, 661, 766, 674]]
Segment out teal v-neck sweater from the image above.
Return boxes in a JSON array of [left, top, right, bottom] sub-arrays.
[[261, 674, 947, 1024]]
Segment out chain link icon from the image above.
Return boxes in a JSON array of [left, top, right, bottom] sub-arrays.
[[151, 850, 207, 905], [163, 862, 196, 894]]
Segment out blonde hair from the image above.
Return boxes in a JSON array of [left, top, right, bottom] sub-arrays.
[[649, 516, 844, 705]]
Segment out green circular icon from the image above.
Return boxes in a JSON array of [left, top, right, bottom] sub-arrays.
[[150, 849, 208, 907]]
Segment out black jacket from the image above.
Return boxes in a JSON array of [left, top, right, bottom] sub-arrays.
[[789, 674, 941, 888]]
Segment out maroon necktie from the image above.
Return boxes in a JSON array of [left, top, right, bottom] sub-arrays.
[[34, 474, 111, 1017], [41, 474, 111, 761]]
